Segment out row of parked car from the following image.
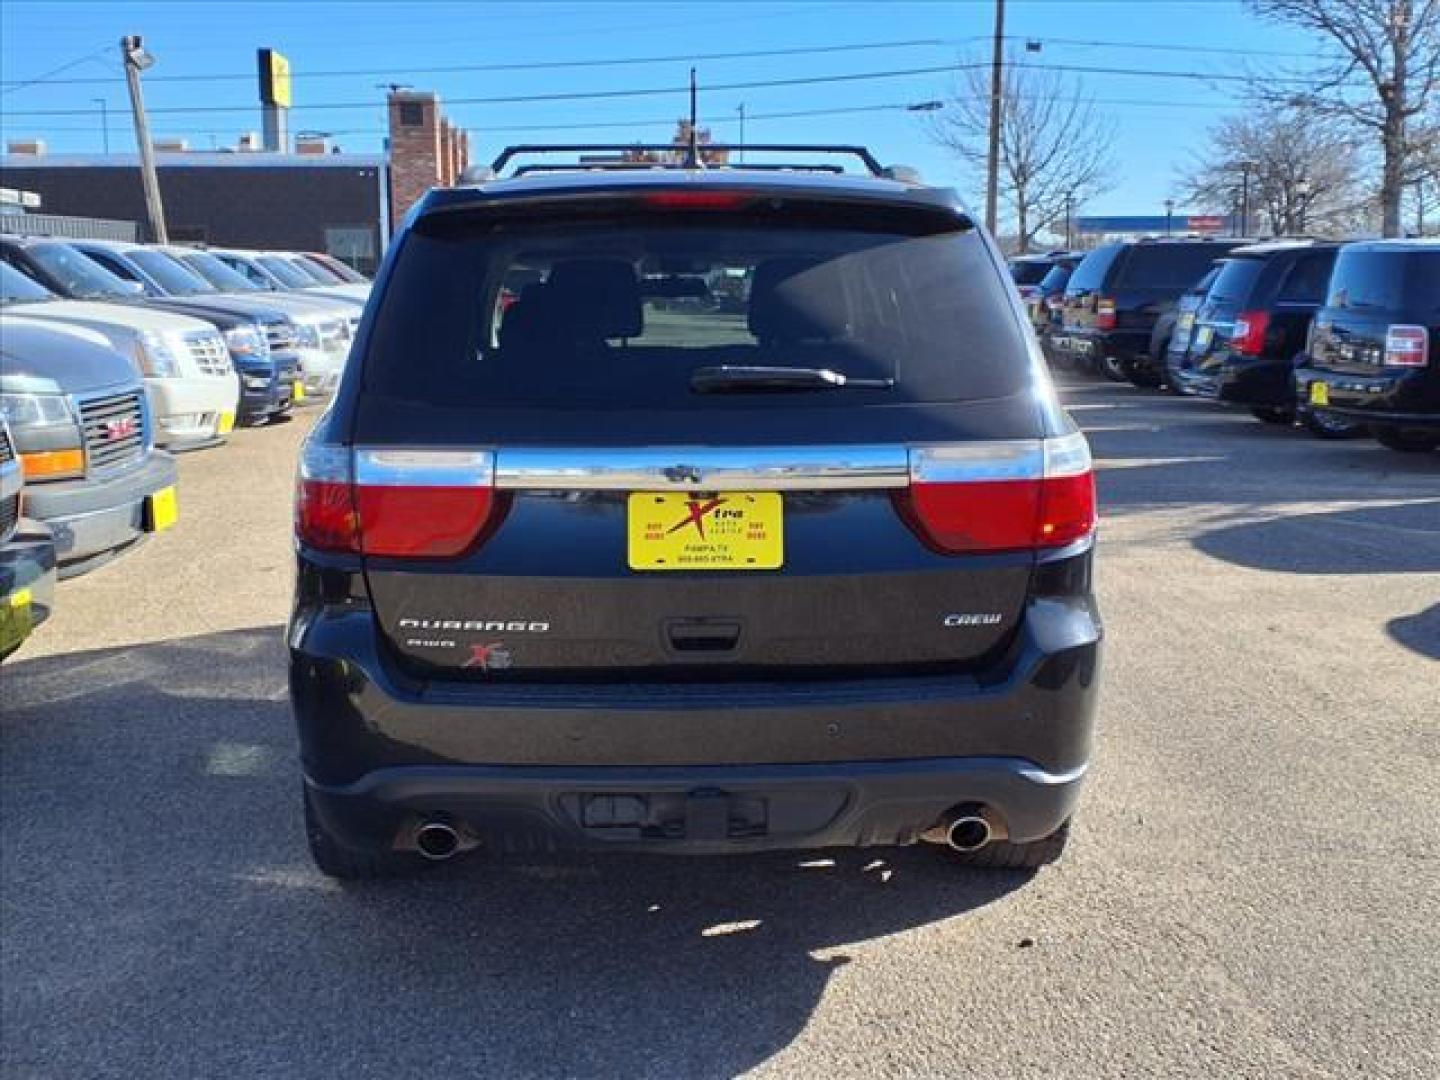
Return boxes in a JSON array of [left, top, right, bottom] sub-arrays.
[[1011, 236, 1440, 452], [0, 236, 371, 660]]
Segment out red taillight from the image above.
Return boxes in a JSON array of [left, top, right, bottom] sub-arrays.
[[296, 442, 359, 553], [1094, 297, 1117, 331], [1383, 324, 1429, 367], [899, 434, 1096, 554], [295, 441, 497, 558], [1231, 310, 1271, 356], [642, 191, 751, 210]]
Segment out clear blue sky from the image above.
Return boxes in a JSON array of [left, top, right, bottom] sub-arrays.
[[1, 0, 1324, 221]]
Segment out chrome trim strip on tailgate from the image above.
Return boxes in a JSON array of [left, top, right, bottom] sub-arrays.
[[494, 445, 910, 491]]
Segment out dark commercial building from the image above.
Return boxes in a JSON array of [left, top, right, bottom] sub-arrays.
[[0, 152, 387, 271], [1, 89, 469, 275]]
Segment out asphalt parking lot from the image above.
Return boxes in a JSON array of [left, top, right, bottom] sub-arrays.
[[3, 380, 1437, 1079]]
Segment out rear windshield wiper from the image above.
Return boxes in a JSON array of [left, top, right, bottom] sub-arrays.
[[690, 365, 894, 393]]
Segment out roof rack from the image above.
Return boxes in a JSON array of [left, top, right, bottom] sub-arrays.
[[509, 161, 848, 177], [487, 143, 891, 179]]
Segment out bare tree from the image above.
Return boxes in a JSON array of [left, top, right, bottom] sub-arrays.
[[931, 54, 1115, 252], [1177, 103, 1372, 234], [1249, 0, 1440, 237]]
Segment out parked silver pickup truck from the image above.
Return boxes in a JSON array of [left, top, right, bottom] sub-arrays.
[[0, 314, 178, 577]]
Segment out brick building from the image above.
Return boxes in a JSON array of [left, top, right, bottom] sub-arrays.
[[0, 88, 469, 271]]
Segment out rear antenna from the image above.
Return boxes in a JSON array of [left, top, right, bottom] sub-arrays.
[[684, 66, 703, 169]]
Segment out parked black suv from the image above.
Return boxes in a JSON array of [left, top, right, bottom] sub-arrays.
[[1295, 240, 1440, 452], [1172, 241, 1341, 428], [1052, 238, 1244, 384], [290, 146, 1101, 878]]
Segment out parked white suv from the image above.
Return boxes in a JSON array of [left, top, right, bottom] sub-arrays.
[[167, 248, 355, 397], [0, 261, 239, 450]]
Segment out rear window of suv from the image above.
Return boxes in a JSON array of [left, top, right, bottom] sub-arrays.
[[364, 209, 1031, 409], [1065, 245, 1122, 294], [1205, 258, 1265, 304], [1328, 250, 1440, 312], [1114, 244, 1229, 290], [1010, 259, 1052, 286]]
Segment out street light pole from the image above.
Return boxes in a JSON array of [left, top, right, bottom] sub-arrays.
[[1064, 194, 1074, 249], [92, 97, 110, 154], [984, 0, 1005, 236], [1164, 198, 1175, 237], [737, 103, 745, 163], [121, 34, 167, 244], [1238, 161, 1255, 238]]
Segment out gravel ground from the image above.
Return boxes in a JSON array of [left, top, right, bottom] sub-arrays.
[[2, 382, 1437, 1079]]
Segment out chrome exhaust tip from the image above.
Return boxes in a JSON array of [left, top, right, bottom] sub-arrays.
[[945, 813, 993, 853], [921, 803, 1006, 852], [414, 821, 462, 861]]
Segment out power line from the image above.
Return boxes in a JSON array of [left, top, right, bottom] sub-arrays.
[[0, 32, 1324, 91], [0, 38, 962, 88], [1, 58, 1325, 119], [0, 44, 117, 96]]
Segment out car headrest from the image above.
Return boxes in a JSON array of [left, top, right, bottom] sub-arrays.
[[498, 282, 556, 349], [746, 257, 835, 343], [547, 258, 643, 340]]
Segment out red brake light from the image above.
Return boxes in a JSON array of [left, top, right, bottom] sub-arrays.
[[296, 442, 359, 552], [1231, 310, 1271, 356], [1095, 297, 1117, 331], [1383, 324, 1429, 367], [296, 441, 498, 558], [642, 191, 751, 210], [899, 434, 1096, 554]]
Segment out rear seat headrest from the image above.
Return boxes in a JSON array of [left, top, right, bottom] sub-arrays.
[[747, 257, 835, 343], [547, 259, 643, 340]]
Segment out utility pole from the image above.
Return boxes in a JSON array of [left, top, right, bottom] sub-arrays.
[[1064, 194, 1074, 248], [121, 35, 167, 244], [1237, 160, 1255, 238], [92, 97, 110, 154], [984, 0, 1005, 237], [1164, 198, 1174, 237], [737, 102, 745, 162]]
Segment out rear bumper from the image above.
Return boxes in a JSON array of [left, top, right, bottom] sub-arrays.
[[0, 521, 57, 660], [305, 755, 1087, 855], [290, 594, 1102, 853], [1051, 328, 1149, 367], [1294, 367, 1440, 428], [1204, 356, 1294, 408], [21, 453, 177, 575]]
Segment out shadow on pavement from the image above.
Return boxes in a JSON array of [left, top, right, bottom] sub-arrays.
[[1190, 501, 1440, 575], [1387, 604, 1440, 660], [1055, 378, 1440, 518], [1, 627, 1029, 1079]]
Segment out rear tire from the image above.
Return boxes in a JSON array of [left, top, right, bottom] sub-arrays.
[[945, 819, 1071, 870], [1372, 426, 1440, 452], [1249, 406, 1293, 425], [303, 786, 427, 880]]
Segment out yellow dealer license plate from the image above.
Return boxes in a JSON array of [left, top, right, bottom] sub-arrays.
[[293, 379, 306, 402], [627, 492, 783, 571], [146, 486, 178, 533], [1309, 381, 1330, 406], [0, 588, 34, 656], [218, 410, 236, 435]]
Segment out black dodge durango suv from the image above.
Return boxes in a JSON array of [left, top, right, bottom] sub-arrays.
[[290, 145, 1102, 878]]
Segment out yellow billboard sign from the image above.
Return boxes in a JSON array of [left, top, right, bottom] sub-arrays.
[[258, 48, 292, 109]]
